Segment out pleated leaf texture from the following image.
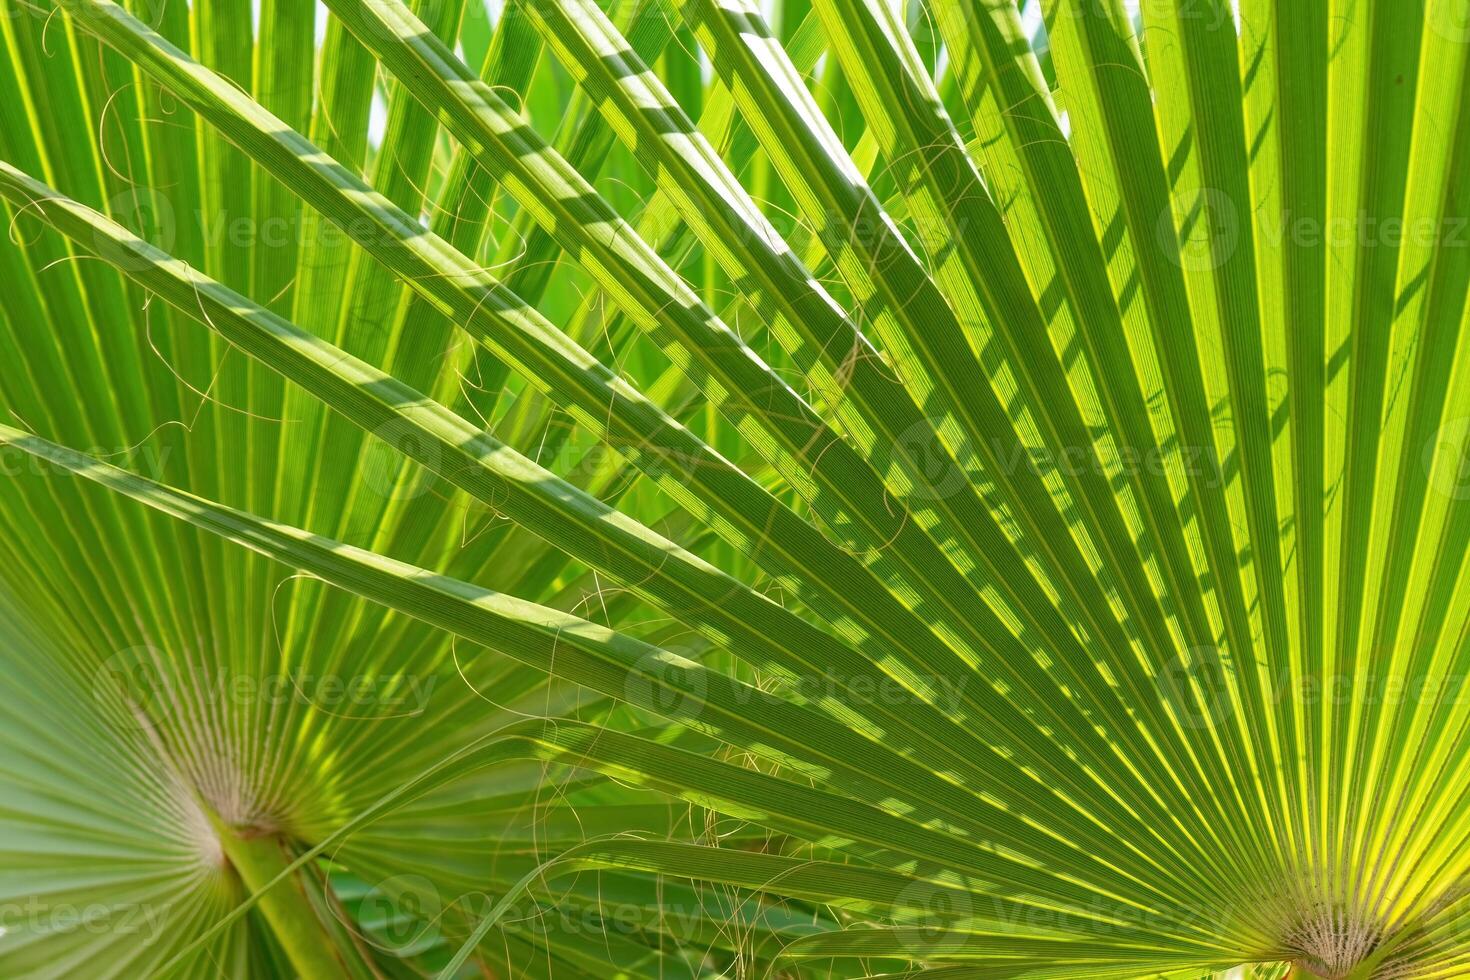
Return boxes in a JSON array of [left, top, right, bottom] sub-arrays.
[[1, 0, 1469, 977]]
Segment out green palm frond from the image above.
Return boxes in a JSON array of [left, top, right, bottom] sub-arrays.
[[2, 0, 1469, 977]]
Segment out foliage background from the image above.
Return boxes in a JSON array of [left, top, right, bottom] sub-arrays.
[[1, 0, 1469, 977]]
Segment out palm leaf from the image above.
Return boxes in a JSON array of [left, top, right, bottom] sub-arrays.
[[2, 0, 1469, 977]]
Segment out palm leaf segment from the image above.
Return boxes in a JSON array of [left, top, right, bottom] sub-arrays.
[[1, 0, 1468, 976]]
